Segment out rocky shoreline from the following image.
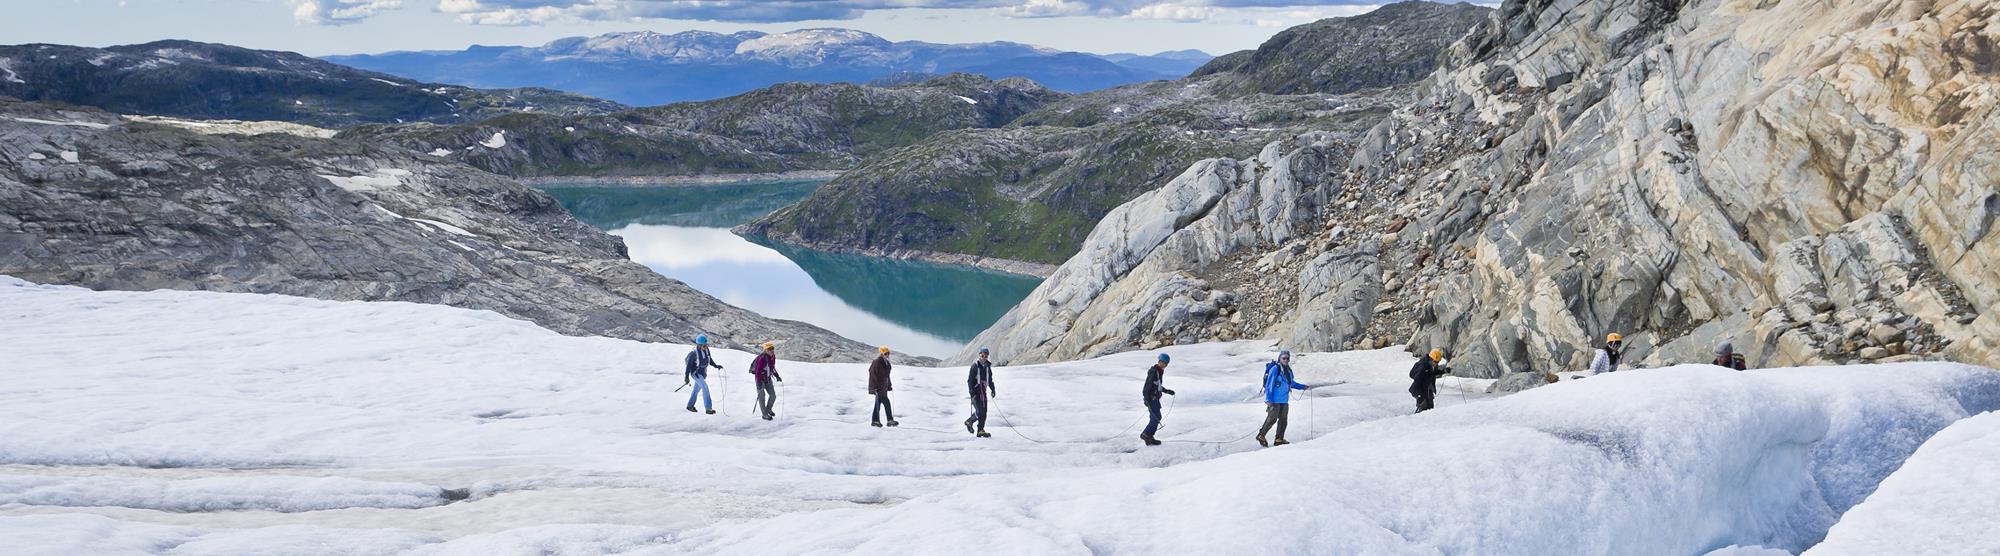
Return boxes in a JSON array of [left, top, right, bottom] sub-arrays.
[[520, 170, 843, 187], [739, 230, 1057, 278]]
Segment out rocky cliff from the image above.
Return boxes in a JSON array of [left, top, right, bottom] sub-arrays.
[[340, 74, 1060, 179], [740, 2, 1486, 270], [0, 99, 887, 363], [963, 0, 2000, 375], [0, 41, 621, 128]]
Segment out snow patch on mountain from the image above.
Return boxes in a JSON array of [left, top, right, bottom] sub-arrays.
[[479, 130, 506, 148], [0, 57, 24, 83]]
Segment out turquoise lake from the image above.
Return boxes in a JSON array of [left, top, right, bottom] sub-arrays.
[[543, 181, 1043, 358]]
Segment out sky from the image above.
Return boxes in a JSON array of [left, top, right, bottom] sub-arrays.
[[0, 0, 1431, 56]]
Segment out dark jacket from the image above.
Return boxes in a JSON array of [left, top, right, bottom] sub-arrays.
[[685, 347, 721, 380], [750, 352, 780, 382], [1713, 354, 1746, 371], [867, 357, 893, 395], [1142, 364, 1172, 403], [1408, 358, 1450, 397], [968, 360, 995, 398]]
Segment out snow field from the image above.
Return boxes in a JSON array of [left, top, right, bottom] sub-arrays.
[[1, 276, 1995, 554]]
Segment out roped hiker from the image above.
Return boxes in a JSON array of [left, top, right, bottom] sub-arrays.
[[1139, 353, 1176, 446], [965, 347, 996, 438], [685, 335, 723, 415], [868, 346, 898, 427], [1408, 348, 1451, 413], [1589, 332, 1624, 375], [750, 342, 781, 420], [1713, 341, 1747, 370], [1257, 350, 1311, 447]]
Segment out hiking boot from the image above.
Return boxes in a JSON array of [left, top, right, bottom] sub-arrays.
[[1140, 434, 1159, 446], [686, 406, 697, 413], [976, 430, 991, 438], [871, 421, 883, 427], [1273, 438, 1290, 446], [762, 414, 774, 421], [705, 409, 716, 415], [1256, 435, 1269, 447], [886, 420, 900, 427], [965, 419, 976, 434]]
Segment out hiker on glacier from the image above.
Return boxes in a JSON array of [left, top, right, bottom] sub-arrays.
[[1408, 348, 1452, 413], [1712, 341, 1747, 370], [1139, 353, 1176, 446], [1589, 332, 1624, 375], [750, 342, 782, 420], [685, 335, 723, 414], [868, 346, 898, 427], [1257, 350, 1312, 447], [965, 347, 996, 438]]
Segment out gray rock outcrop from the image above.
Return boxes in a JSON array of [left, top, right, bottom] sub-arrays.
[[0, 100, 885, 363], [963, 0, 2000, 374]]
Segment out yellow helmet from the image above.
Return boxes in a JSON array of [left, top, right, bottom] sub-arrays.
[[878, 346, 891, 355], [1428, 348, 1444, 361], [1606, 332, 1623, 343], [761, 342, 775, 351]]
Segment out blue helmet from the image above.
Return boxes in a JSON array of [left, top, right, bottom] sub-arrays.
[[1278, 350, 1292, 359], [695, 335, 709, 346], [1158, 353, 1171, 363], [979, 347, 990, 354]]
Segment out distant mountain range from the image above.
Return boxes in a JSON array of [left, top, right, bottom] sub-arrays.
[[325, 29, 1211, 106], [0, 40, 623, 128]]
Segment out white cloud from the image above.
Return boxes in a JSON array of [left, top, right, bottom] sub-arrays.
[[1124, 2, 1218, 21], [292, 0, 404, 25]]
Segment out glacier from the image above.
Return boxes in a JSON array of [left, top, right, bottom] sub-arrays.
[[0, 276, 1993, 555]]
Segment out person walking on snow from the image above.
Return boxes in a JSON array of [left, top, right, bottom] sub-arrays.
[[1408, 348, 1452, 413], [1139, 353, 1176, 446], [965, 347, 997, 438], [750, 342, 782, 420], [868, 346, 898, 427], [1589, 333, 1624, 375], [1712, 341, 1747, 370], [1257, 350, 1312, 447], [684, 335, 724, 414]]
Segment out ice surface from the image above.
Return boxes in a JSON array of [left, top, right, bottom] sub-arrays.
[[954, 95, 978, 105], [0, 276, 1994, 554], [1807, 410, 2000, 555], [59, 150, 78, 163], [0, 57, 24, 84], [319, 168, 408, 192]]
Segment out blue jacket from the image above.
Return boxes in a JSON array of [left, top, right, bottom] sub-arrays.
[[1263, 362, 1308, 404], [685, 347, 720, 379]]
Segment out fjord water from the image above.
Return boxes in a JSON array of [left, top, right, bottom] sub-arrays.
[[543, 182, 1042, 357]]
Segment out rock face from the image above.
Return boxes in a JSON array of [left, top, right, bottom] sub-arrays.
[[0, 40, 622, 128], [0, 100, 885, 363], [1190, 1, 1493, 96], [964, 0, 2000, 373], [340, 74, 1060, 179], [742, 2, 1486, 268]]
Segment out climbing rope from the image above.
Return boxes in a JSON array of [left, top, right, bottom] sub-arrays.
[[992, 396, 1147, 444]]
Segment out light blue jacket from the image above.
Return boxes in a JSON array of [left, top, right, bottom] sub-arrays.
[[1263, 362, 1308, 404]]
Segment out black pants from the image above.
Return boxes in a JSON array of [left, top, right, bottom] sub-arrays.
[[872, 392, 895, 422], [967, 391, 988, 430], [756, 378, 777, 417], [1415, 393, 1435, 412], [1141, 399, 1162, 437], [1258, 403, 1290, 439]]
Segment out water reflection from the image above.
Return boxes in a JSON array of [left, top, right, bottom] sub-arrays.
[[543, 182, 1042, 358]]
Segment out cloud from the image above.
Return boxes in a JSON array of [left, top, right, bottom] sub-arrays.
[[1123, 3, 1219, 21], [302, 0, 1392, 25], [291, 0, 404, 25]]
